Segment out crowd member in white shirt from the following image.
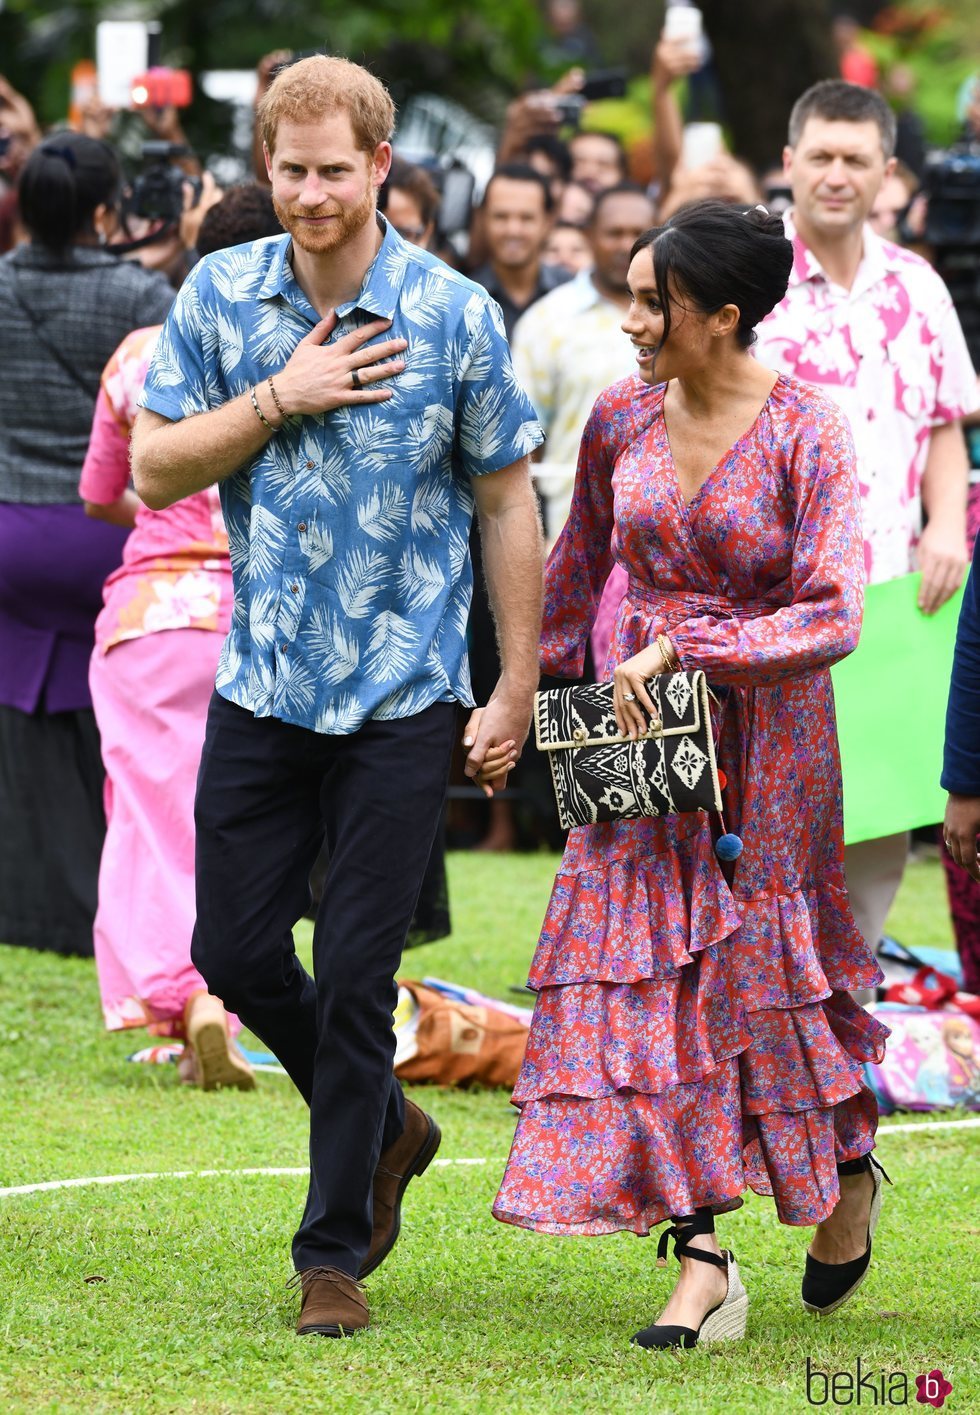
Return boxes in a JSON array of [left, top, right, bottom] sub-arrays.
[[754, 80, 979, 970], [511, 183, 657, 546]]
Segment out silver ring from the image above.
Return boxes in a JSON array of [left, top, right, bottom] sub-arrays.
[[350, 368, 362, 391], [623, 692, 636, 702]]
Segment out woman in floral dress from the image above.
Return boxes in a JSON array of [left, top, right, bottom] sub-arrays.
[[492, 203, 890, 1348]]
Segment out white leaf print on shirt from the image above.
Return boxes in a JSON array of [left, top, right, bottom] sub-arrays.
[[318, 448, 353, 507], [278, 654, 316, 714], [336, 546, 388, 619], [357, 482, 409, 543], [406, 405, 455, 474], [250, 300, 306, 366], [248, 504, 288, 582], [210, 250, 264, 304], [400, 275, 455, 330], [411, 476, 451, 534], [307, 524, 334, 573], [217, 311, 245, 372], [459, 385, 507, 463], [307, 606, 361, 684], [397, 548, 446, 611], [342, 411, 401, 472], [365, 610, 421, 683], [316, 692, 362, 734]]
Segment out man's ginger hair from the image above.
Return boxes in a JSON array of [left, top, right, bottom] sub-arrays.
[[258, 55, 395, 156]]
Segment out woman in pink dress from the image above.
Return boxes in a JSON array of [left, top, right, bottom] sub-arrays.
[[79, 186, 282, 1090], [492, 203, 890, 1348]]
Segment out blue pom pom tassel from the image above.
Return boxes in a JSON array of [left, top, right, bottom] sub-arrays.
[[715, 833, 743, 861]]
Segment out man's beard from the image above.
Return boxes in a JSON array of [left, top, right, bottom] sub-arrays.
[[274, 182, 376, 255]]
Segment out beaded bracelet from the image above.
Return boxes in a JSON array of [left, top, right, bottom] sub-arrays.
[[267, 376, 286, 419], [249, 385, 275, 433]]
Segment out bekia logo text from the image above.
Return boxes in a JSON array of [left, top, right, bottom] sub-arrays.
[[806, 1358, 952, 1407]]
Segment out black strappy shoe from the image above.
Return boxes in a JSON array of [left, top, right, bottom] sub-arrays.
[[802, 1154, 892, 1316], [631, 1206, 748, 1350]]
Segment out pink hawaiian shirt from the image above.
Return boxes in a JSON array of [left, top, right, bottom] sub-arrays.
[[79, 326, 232, 654], [755, 212, 978, 585]]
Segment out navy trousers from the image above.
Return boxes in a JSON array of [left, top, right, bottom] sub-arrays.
[[190, 692, 456, 1274]]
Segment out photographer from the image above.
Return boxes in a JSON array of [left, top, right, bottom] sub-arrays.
[[0, 133, 175, 959]]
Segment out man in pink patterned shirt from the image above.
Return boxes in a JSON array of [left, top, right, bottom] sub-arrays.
[[755, 79, 979, 964]]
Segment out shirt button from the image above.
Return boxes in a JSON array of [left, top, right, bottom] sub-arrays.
[[306, 460, 315, 469], [280, 643, 288, 655], [297, 522, 307, 532], [291, 583, 299, 594]]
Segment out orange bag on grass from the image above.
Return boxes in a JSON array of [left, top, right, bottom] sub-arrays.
[[393, 980, 529, 1088]]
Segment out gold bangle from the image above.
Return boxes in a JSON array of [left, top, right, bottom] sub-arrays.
[[267, 376, 286, 419], [657, 633, 679, 671], [249, 385, 275, 433]]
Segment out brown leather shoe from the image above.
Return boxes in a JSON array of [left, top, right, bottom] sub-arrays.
[[358, 1098, 441, 1278], [293, 1266, 369, 1337]]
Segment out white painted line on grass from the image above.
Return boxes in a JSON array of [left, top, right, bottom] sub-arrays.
[[876, 1116, 980, 1136], [1, 1117, 976, 1201], [0, 1156, 503, 1199]]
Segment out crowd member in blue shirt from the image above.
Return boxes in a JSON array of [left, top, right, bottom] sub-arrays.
[[943, 535, 980, 909], [132, 55, 545, 1339]]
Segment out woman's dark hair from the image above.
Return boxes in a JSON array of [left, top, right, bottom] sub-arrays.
[[630, 200, 793, 349], [18, 132, 120, 252]]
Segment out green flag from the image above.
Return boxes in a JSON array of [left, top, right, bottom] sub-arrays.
[[831, 572, 963, 845]]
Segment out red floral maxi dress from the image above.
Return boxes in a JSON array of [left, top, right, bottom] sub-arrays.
[[492, 372, 890, 1235]]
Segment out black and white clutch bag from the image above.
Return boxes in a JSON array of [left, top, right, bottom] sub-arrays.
[[534, 670, 723, 831]]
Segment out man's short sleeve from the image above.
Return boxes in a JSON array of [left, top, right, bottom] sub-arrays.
[[139, 263, 214, 423], [928, 280, 979, 426], [455, 294, 545, 477]]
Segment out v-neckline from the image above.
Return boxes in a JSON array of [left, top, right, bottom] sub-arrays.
[[661, 375, 782, 512]]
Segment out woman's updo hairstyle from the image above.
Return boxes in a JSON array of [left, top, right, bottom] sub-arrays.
[[18, 132, 120, 252], [631, 200, 793, 349]]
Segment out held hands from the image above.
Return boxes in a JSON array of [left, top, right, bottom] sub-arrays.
[[271, 313, 407, 418], [462, 683, 535, 798], [944, 794, 980, 882], [613, 644, 668, 740]]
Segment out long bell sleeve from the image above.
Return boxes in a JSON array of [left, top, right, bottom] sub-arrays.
[[539, 397, 618, 678], [669, 399, 865, 686]]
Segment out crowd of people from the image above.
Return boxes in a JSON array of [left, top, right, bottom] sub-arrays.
[[2, 1, 979, 1347]]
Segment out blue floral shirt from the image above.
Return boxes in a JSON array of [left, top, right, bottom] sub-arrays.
[[140, 218, 544, 733]]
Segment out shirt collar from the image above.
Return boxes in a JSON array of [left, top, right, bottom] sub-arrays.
[[783, 207, 892, 295], [256, 215, 404, 321]]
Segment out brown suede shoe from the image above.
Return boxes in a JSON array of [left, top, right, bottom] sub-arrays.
[[293, 1266, 369, 1337], [358, 1098, 441, 1278]]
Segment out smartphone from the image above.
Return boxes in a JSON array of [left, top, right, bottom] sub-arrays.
[[96, 21, 152, 107], [681, 121, 723, 169], [663, 5, 703, 45]]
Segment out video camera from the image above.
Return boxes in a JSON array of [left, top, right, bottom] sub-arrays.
[[126, 141, 202, 224], [921, 142, 980, 464], [923, 143, 980, 247]]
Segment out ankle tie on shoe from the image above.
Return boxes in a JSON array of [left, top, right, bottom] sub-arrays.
[[655, 1207, 729, 1270], [836, 1154, 892, 1185]]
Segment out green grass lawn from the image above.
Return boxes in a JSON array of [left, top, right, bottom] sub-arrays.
[[0, 853, 977, 1414]]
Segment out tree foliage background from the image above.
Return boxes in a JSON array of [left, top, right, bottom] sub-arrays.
[[0, 0, 548, 150], [2, 1, 978, 163]]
